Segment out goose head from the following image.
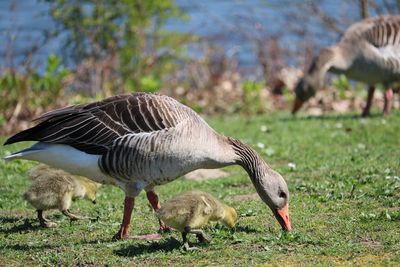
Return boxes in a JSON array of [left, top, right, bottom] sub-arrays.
[[253, 168, 291, 231], [228, 138, 292, 231], [292, 79, 313, 114], [293, 47, 336, 114], [292, 74, 322, 114]]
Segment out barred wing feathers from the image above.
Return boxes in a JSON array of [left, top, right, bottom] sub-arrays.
[[4, 93, 197, 155], [341, 16, 400, 48]]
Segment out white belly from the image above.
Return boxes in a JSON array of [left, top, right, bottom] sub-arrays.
[[330, 46, 400, 85], [5, 143, 115, 185]]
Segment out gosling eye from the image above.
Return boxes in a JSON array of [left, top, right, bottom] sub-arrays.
[[279, 191, 286, 199]]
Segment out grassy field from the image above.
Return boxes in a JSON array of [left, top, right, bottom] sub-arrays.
[[1, 111, 399, 266]]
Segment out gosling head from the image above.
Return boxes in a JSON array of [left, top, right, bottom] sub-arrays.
[[222, 206, 238, 228], [83, 182, 100, 204], [85, 190, 97, 204]]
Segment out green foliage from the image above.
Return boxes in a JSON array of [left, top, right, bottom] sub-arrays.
[[47, 0, 192, 93], [241, 80, 266, 114], [0, 114, 6, 128], [332, 74, 350, 99], [0, 54, 70, 122], [30, 54, 71, 107], [1, 112, 399, 265], [139, 74, 161, 93]]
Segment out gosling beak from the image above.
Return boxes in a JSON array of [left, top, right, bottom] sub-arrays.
[[274, 204, 291, 231], [292, 98, 304, 115], [92, 200, 97, 204]]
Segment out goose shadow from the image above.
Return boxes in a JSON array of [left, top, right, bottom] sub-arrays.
[[0, 216, 24, 224], [0, 217, 43, 234], [234, 225, 260, 234], [278, 112, 381, 122], [113, 237, 182, 257], [5, 243, 55, 251], [77, 236, 117, 245]]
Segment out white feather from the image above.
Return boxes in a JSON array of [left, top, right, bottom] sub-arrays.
[[4, 143, 114, 185], [378, 45, 400, 59]]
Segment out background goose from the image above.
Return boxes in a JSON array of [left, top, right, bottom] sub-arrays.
[[292, 15, 400, 117], [4, 92, 291, 240]]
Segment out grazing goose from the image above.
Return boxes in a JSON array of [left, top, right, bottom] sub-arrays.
[[292, 15, 400, 117], [23, 164, 100, 227], [156, 191, 238, 250], [4, 93, 291, 240]]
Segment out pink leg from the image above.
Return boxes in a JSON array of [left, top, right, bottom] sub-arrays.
[[383, 88, 393, 116], [146, 191, 173, 232], [113, 196, 162, 241], [362, 86, 375, 117], [113, 196, 134, 240], [146, 191, 161, 210]]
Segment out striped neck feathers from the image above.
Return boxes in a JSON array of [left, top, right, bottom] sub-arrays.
[[306, 47, 337, 89], [227, 136, 290, 230], [227, 137, 269, 181], [297, 45, 356, 102]]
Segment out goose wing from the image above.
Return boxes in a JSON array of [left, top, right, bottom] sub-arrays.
[[362, 16, 400, 48], [4, 93, 197, 155], [342, 16, 400, 48], [340, 16, 400, 74]]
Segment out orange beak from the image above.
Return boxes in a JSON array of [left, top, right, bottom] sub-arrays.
[[274, 204, 291, 231], [292, 98, 304, 114]]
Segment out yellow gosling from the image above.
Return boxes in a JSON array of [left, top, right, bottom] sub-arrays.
[[156, 191, 238, 250], [23, 164, 101, 227]]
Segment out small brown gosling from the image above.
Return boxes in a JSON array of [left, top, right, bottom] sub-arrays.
[[156, 191, 238, 250], [23, 164, 101, 227]]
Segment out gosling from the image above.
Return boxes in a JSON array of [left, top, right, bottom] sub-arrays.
[[156, 191, 238, 250], [23, 164, 101, 227]]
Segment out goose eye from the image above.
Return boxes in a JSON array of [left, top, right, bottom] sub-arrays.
[[279, 191, 286, 199]]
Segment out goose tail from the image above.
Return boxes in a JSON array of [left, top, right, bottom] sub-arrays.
[[3, 127, 40, 146], [3, 143, 45, 161]]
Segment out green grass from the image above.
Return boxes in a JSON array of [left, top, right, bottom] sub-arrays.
[[1, 111, 399, 266]]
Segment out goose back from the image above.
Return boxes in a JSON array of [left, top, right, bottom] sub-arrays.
[[5, 93, 207, 154], [332, 16, 400, 84], [5, 93, 236, 185], [99, 117, 234, 184]]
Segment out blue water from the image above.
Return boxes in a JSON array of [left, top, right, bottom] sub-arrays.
[[0, 0, 394, 74]]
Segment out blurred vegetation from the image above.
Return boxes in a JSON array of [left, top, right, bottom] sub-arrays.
[[0, 0, 195, 133], [1, 0, 400, 134], [0, 54, 70, 132], [241, 80, 265, 115], [332, 74, 351, 99], [47, 0, 193, 95]]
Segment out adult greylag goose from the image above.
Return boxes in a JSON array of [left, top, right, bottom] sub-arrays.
[[4, 93, 291, 240], [292, 15, 400, 117]]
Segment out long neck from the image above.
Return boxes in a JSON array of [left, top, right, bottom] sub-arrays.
[[227, 137, 269, 182], [306, 47, 338, 89]]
